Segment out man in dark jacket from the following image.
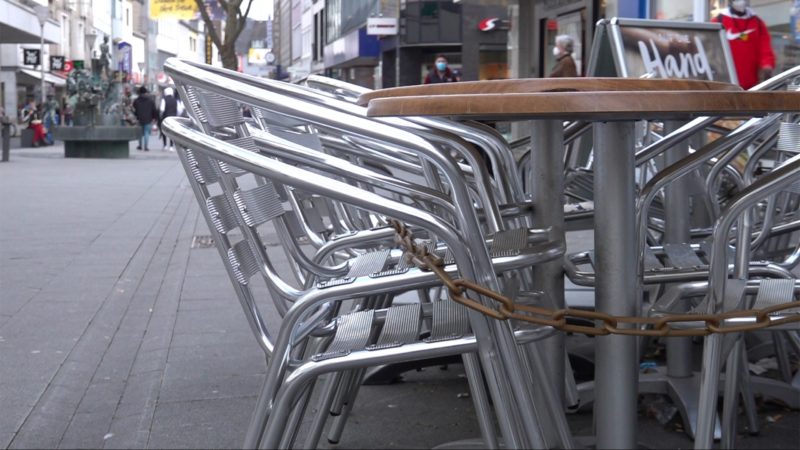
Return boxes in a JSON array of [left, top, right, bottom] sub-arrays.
[[133, 86, 158, 151], [423, 55, 458, 84]]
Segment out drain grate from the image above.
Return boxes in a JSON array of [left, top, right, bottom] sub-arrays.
[[191, 235, 215, 249]]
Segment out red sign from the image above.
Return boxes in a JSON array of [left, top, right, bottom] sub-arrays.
[[478, 17, 510, 32], [63, 60, 74, 72], [479, 18, 498, 31]]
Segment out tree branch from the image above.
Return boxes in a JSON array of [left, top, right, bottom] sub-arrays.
[[217, 0, 230, 12], [194, 0, 223, 50], [235, 0, 254, 40]]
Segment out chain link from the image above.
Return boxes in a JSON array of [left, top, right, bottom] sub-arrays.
[[389, 219, 800, 337]]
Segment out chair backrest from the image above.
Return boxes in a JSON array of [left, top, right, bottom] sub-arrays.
[[164, 58, 506, 238], [163, 114, 507, 322], [172, 59, 518, 210]]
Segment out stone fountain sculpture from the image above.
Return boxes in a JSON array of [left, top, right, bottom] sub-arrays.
[[53, 36, 141, 158]]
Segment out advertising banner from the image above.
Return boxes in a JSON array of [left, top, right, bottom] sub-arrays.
[[205, 34, 213, 64], [149, 0, 198, 20], [588, 18, 737, 85], [117, 42, 132, 74], [792, 0, 800, 44], [196, 0, 225, 20]]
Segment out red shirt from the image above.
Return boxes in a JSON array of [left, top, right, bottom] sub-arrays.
[[712, 8, 776, 89]]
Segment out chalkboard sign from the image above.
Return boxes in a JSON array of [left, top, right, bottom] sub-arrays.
[[587, 18, 738, 85]]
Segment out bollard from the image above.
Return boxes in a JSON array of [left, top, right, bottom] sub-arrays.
[[1, 119, 10, 162]]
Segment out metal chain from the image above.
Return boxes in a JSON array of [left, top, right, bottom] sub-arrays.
[[389, 219, 800, 337]]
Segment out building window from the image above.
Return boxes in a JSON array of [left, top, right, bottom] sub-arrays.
[[61, 14, 70, 57], [126, 9, 130, 26], [76, 22, 84, 58], [189, 36, 197, 52]]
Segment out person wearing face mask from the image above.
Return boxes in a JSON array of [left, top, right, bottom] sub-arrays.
[[424, 54, 458, 84], [549, 34, 578, 78], [712, 0, 775, 89]]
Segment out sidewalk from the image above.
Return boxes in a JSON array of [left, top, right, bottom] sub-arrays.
[[0, 144, 797, 449]]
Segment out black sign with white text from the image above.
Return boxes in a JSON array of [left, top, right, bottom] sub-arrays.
[[50, 56, 66, 71], [23, 49, 41, 66]]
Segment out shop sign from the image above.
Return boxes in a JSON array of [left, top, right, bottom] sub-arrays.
[[205, 34, 213, 64], [149, 0, 197, 20], [63, 60, 74, 72], [248, 48, 269, 65], [50, 56, 66, 72], [587, 18, 737, 85], [479, 17, 510, 32], [792, 0, 800, 44], [366, 17, 398, 36], [23, 49, 41, 66]]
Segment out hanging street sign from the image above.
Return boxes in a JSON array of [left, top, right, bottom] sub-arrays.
[[23, 49, 41, 66], [50, 56, 66, 72]]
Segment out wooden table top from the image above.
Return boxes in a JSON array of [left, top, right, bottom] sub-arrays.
[[356, 78, 743, 106], [365, 90, 800, 121]]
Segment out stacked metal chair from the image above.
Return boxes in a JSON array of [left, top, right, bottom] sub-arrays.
[[163, 58, 574, 449]]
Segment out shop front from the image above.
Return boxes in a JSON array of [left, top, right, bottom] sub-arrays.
[[380, 0, 510, 87]]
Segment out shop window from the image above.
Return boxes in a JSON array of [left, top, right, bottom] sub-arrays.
[[650, 0, 693, 21], [479, 50, 507, 81]]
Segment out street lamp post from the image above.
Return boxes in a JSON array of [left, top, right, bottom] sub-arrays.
[[34, 5, 49, 107]]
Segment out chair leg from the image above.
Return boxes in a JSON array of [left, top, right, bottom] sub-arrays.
[[303, 372, 343, 448], [738, 344, 760, 436], [244, 359, 274, 449], [462, 352, 499, 449], [695, 333, 724, 449], [326, 368, 366, 444], [279, 379, 317, 449], [720, 338, 743, 449], [774, 332, 794, 383], [523, 343, 574, 449]]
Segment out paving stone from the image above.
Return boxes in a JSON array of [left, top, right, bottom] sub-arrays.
[[157, 372, 264, 404], [101, 416, 151, 450], [147, 397, 257, 449], [58, 412, 114, 449], [0, 432, 14, 449], [7, 413, 70, 449], [169, 330, 258, 348]]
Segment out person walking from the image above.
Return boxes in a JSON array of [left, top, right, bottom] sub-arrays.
[[132, 86, 158, 151], [158, 87, 184, 151], [549, 34, 578, 78], [423, 54, 458, 84], [21, 98, 47, 147], [712, 0, 775, 89]]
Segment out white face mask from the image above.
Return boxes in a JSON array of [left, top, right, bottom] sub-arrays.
[[731, 0, 747, 13], [552, 46, 561, 57]]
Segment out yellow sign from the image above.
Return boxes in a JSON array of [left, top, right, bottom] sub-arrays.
[[150, 0, 198, 20]]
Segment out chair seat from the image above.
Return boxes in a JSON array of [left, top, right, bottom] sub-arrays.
[[564, 241, 792, 287]]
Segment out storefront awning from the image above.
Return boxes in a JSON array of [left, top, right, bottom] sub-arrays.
[[18, 68, 66, 87]]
